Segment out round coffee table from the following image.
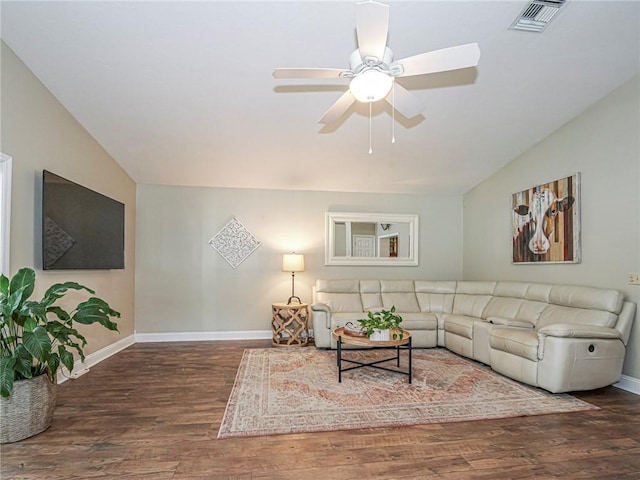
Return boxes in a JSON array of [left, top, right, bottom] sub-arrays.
[[331, 327, 412, 383]]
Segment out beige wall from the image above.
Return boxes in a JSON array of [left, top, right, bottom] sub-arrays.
[[135, 185, 463, 333], [463, 75, 640, 378], [0, 42, 136, 353]]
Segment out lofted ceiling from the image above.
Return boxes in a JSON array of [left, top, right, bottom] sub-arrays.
[[1, 1, 639, 195]]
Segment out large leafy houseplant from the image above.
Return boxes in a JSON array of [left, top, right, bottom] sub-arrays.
[[0, 267, 120, 398], [358, 306, 404, 340]]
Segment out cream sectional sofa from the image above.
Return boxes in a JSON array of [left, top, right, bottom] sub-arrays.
[[311, 279, 637, 393]]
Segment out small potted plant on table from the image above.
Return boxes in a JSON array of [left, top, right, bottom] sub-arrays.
[[358, 306, 404, 341]]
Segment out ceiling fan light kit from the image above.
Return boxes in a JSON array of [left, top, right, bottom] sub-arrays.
[[350, 70, 393, 102], [273, 0, 481, 148]]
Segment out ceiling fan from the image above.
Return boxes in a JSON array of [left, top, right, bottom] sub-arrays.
[[273, 0, 481, 125]]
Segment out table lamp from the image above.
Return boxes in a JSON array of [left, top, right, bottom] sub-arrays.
[[282, 253, 304, 304]]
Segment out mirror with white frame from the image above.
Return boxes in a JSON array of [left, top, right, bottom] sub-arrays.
[[325, 212, 419, 266]]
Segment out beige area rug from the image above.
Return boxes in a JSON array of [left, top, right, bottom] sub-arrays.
[[217, 348, 598, 439]]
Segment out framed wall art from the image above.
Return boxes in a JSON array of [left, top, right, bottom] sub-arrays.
[[512, 173, 581, 264]]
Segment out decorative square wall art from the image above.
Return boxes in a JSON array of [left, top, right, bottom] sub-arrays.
[[512, 173, 581, 264], [209, 217, 261, 268]]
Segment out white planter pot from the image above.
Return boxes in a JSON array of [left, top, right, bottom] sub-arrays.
[[369, 329, 390, 341]]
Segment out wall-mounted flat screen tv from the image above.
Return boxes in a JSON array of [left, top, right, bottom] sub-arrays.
[[42, 170, 125, 270]]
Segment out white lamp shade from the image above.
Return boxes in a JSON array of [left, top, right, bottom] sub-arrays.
[[349, 70, 393, 103], [282, 253, 305, 272]]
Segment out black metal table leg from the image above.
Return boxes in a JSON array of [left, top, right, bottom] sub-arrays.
[[408, 336, 412, 384], [337, 335, 342, 383]]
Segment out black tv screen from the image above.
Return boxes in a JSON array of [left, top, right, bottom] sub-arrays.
[[42, 170, 125, 270]]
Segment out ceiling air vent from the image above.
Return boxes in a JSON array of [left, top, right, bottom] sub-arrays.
[[510, 0, 568, 32]]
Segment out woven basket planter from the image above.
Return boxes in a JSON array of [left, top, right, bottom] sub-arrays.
[[0, 374, 58, 444]]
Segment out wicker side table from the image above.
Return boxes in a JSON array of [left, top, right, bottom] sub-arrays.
[[271, 302, 309, 347]]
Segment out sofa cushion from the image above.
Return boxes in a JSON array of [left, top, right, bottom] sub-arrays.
[[360, 280, 382, 311], [395, 312, 438, 331], [380, 280, 420, 313], [315, 292, 363, 313], [493, 282, 530, 298], [382, 293, 420, 313], [455, 281, 496, 295], [525, 283, 552, 303], [415, 282, 455, 314], [443, 314, 476, 339], [549, 285, 624, 314], [331, 312, 366, 326], [380, 280, 415, 292], [329, 312, 437, 333], [361, 294, 382, 311], [414, 281, 456, 294], [360, 280, 380, 293], [537, 304, 618, 329], [316, 279, 360, 293], [330, 312, 367, 326], [515, 300, 547, 325], [416, 293, 455, 314], [453, 294, 492, 318], [490, 327, 539, 361], [483, 296, 524, 320]]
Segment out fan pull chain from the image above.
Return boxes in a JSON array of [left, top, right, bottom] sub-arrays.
[[391, 79, 396, 144], [369, 102, 373, 155]]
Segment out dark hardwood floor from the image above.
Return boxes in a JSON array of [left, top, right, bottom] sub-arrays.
[[1, 341, 639, 479]]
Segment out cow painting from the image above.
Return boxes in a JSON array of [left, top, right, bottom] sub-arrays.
[[512, 174, 580, 263]]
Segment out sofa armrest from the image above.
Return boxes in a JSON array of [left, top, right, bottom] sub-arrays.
[[537, 323, 622, 340], [616, 301, 637, 346], [311, 303, 330, 313], [311, 303, 332, 329], [487, 316, 534, 329]]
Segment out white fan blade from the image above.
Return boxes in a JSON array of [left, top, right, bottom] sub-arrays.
[[319, 90, 356, 124], [394, 43, 481, 77], [273, 68, 348, 79], [385, 83, 425, 119], [356, 1, 389, 63]]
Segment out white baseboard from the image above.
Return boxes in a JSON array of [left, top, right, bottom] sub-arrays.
[[614, 374, 640, 395], [56, 331, 269, 383], [135, 330, 272, 343], [57, 334, 135, 384]]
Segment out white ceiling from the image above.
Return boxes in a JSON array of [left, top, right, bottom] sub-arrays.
[[2, 1, 639, 195]]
